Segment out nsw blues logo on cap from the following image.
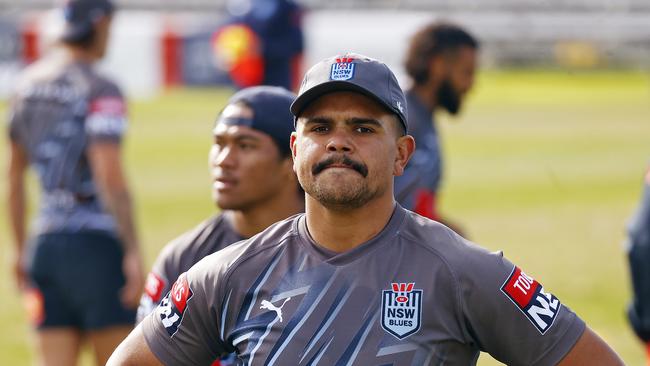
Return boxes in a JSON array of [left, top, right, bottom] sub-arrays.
[[330, 57, 355, 81]]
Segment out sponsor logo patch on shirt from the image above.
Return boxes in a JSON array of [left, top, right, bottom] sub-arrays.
[[144, 272, 166, 303], [86, 97, 127, 137], [501, 266, 561, 334], [330, 57, 355, 81], [158, 272, 193, 337], [89, 97, 126, 115], [381, 282, 422, 339]]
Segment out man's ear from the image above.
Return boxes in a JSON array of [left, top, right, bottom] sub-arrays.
[[394, 134, 415, 177], [290, 132, 298, 172]]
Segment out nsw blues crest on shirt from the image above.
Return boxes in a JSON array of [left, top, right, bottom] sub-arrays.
[[381, 282, 422, 339]]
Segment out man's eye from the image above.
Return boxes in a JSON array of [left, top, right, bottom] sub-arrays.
[[312, 125, 329, 133], [356, 126, 373, 133], [239, 143, 255, 150]]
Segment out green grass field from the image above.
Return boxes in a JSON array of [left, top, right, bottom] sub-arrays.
[[1, 69, 649, 365]]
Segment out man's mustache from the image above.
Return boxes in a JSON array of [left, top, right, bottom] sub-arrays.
[[312, 155, 368, 177]]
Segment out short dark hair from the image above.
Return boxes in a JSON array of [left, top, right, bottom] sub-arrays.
[[62, 27, 96, 49], [392, 114, 406, 137], [404, 22, 479, 86], [60, 0, 115, 49]]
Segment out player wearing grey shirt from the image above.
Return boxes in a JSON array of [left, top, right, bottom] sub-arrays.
[[394, 90, 442, 219], [145, 205, 588, 365], [397, 23, 479, 234], [7, 1, 144, 365], [9, 59, 124, 234], [135, 87, 304, 366], [109, 54, 623, 365], [136, 87, 303, 325]]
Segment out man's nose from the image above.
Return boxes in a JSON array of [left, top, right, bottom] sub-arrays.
[[325, 130, 354, 153], [210, 145, 236, 168]]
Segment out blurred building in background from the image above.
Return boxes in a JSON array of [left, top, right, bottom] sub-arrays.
[[0, 0, 649, 98]]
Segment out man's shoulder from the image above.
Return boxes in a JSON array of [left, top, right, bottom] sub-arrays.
[[399, 209, 502, 269], [190, 213, 303, 276], [156, 215, 234, 264], [252, 212, 303, 243], [86, 70, 122, 99], [15, 59, 121, 102], [13, 57, 64, 96], [398, 209, 513, 302], [405, 90, 434, 123], [171, 214, 231, 244], [226, 213, 303, 266], [398, 209, 455, 247]]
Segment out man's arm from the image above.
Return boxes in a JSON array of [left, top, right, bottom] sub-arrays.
[[87, 141, 144, 308], [437, 216, 467, 238], [107, 323, 163, 366], [7, 140, 28, 290], [557, 326, 624, 365]]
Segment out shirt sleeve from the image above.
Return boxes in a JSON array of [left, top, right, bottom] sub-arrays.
[[455, 238, 586, 366], [142, 256, 228, 365], [136, 241, 181, 324], [136, 269, 169, 324], [85, 83, 128, 143], [137, 225, 212, 324]]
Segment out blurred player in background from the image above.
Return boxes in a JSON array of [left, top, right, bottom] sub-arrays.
[[108, 53, 622, 366], [6, 0, 144, 364], [626, 165, 650, 364], [397, 22, 478, 234], [136, 86, 303, 365], [212, 0, 304, 91]]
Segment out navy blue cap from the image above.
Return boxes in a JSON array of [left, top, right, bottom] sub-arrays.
[[61, 0, 115, 42], [217, 86, 296, 156], [290, 53, 408, 133]]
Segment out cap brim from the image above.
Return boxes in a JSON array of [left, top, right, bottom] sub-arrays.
[[290, 80, 396, 120]]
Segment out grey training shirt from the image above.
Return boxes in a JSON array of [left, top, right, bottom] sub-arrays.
[[143, 205, 585, 365], [137, 214, 243, 323], [7, 58, 127, 235]]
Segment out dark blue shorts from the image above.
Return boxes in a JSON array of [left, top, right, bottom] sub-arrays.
[[26, 231, 136, 330]]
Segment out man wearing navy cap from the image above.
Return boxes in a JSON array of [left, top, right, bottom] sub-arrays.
[[135, 85, 303, 365], [7, 0, 143, 365], [109, 54, 622, 366]]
